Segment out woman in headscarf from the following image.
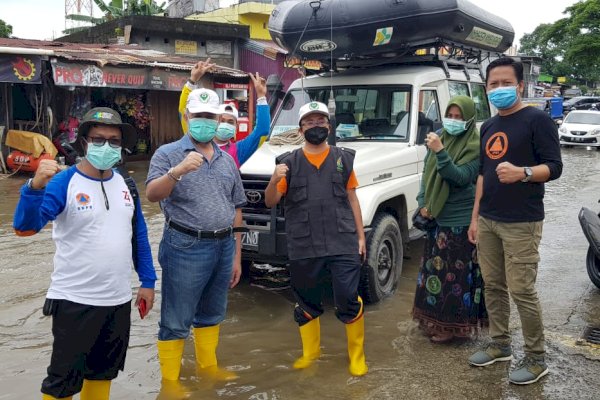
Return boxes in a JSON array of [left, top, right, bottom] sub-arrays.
[[412, 95, 487, 343]]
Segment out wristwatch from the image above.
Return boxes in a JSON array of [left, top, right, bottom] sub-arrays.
[[167, 168, 182, 182], [521, 167, 533, 183]]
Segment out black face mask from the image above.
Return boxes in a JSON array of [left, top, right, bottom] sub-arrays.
[[304, 126, 329, 145]]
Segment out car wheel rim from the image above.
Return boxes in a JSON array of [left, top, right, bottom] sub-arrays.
[[377, 237, 395, 287]]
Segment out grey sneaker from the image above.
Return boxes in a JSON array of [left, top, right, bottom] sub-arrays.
[[468, 342, 513, 367], [509, 356, 549, 385]]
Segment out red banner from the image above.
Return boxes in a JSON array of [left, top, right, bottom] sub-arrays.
[[51, 60, 189, 91]]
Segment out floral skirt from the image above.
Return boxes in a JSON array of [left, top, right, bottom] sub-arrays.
[[412, 226, 488, 338]]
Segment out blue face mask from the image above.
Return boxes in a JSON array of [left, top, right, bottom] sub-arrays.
[[86, 142, 121, 171], [442, 118, 469, 136], [488, 86, 519, 110], [215, 122, 236, 141], [189, 118, 218, 143]]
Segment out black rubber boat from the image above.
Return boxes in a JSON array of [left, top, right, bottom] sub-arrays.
[[268, 0, 515, 60]]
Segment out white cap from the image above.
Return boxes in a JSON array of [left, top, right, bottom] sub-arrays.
[[298, 101, 329, 125], [187, 88, 220, 114], [220, 103, 239, 120]]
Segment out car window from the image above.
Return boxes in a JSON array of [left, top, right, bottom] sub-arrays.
[[272, 86, 412, 141], [471, 83, 490, 122], [564, 113, 600, 124], [421, 90, 441, 122], [449, 81, 470, 98]]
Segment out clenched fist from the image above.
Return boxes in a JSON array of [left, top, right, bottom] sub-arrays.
[[174, 152, 204, 177], [31, 159, 60, 190], [496, 161, 524, 184], [425, 132, 444, 153], [271, 164, 289, 184]]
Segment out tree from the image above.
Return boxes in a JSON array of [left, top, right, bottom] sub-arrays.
[[519, 0, 600, 84], [64, 0, 166, 35], [0, 19, 12, 38]]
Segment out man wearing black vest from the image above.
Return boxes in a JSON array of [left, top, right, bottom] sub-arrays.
[[265, 101, 368, 376]]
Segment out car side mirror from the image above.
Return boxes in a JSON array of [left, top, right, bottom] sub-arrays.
[[556, 120, 563, 125]]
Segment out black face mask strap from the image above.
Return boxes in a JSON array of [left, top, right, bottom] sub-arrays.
[[99, 170, 110, 210]]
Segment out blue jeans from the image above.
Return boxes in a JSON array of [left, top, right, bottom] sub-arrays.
[[158, 225, 235, 341]]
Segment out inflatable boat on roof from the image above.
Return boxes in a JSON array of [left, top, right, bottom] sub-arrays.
[[268, 0, 515, 61]]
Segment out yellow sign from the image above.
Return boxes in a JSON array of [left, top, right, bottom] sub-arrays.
[[557, 77, 567, 84], [175, 40, 198, 56]]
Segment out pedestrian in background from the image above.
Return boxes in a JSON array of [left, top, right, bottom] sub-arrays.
[[412, 95, 486, 343], [264, 101, 368, 377], [13, 107, 156, 400], [468, 57, 562, 385], [179, 58, 271, 167], [146, 88, 247, 394]]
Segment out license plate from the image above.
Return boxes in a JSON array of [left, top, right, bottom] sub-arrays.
[[241, 231, 259, 250]]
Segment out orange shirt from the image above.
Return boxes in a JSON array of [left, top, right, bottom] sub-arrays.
[[277, 148, 359, 194]]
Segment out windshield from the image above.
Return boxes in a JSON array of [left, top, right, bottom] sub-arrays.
[[564, 112, 600, 125], [564, 97, 591, 106], [270, 86, 412, 141]]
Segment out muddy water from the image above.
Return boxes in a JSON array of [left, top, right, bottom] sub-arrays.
[[1, 151, 600, 400]]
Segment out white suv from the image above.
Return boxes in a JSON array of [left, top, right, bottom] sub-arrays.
[[239, 63, 491, 303]]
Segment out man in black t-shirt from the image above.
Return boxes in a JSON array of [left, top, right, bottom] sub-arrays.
[[467, 58, 562, 385]]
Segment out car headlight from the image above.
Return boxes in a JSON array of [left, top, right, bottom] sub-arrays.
[[559, 127, 567, 133], [590, 129, 600, 136]]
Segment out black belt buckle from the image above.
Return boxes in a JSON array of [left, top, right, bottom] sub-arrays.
[[209, 227, 232, 239]]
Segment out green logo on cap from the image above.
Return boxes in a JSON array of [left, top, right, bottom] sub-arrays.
[[93, 112, 113, 120], [199, 92, 210, 103], [309, 102, 319, 110]]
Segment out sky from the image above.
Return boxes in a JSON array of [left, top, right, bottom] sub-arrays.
[[1, 0, 581, 47]]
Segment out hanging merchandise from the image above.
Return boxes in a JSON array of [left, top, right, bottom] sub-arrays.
[[115, 94, 151, 130]]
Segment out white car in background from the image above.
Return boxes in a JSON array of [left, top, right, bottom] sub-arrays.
[[559, 110, 600, 148]]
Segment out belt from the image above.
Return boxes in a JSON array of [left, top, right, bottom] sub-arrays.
[[168, 220, 234, 239]]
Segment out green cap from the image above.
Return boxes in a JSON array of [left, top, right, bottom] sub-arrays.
[[78, 107, 137, 149]]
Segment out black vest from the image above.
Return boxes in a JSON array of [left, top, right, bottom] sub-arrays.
[[281, 146, 358, 260]]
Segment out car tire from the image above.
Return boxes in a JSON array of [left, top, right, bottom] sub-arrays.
[[359, 213, 404, 304], [586, 247, 600, 289]]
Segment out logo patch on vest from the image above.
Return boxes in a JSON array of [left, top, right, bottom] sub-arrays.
[[336, 157, 344, 172]]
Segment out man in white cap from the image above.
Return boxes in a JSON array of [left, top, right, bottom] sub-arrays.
[[146, 88, 247, 391], [180, 59, 270, 168], [263, 101, 368, 376]]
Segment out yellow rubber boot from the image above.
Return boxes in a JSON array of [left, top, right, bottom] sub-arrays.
[[157, 339, 188, 399], [345, 298, 368, 376], [80, 379, 111, 400], [193, 325, 238, 381], [293, 318, 321, 369], [42, 395, 72, 400]]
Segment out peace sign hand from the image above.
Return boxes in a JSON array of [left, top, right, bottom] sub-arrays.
[[249, 72, 267, 98]]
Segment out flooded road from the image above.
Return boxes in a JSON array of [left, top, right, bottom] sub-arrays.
[[1, 149, 599, 400]]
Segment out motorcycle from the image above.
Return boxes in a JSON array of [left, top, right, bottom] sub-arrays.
[[578, 203, 600, 289]]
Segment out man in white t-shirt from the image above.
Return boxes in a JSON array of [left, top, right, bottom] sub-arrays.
[[13, 107, 157, 400]]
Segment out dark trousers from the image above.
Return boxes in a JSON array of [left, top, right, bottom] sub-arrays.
[[289, 254, 362, 325], [41, 299, 131, 398]]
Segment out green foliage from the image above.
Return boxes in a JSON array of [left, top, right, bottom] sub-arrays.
[[0, 19, 13, 38], [65, 0, 166, 34], [520, 0, 600, 84]]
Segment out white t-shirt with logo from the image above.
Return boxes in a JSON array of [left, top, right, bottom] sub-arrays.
[[13, 167, 156, 306]]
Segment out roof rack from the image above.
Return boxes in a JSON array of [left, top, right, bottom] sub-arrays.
[[320, 38, 503, 80]]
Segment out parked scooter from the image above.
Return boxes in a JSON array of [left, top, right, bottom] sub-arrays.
[[578, 203, 600, 289]]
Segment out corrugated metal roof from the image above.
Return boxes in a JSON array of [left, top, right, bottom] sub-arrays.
[[0, 38, 247, 78]]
